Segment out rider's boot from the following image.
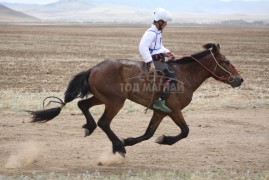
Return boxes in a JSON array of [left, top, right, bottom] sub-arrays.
[[153, 80, 173, 113], [153, 99, 172, 113]]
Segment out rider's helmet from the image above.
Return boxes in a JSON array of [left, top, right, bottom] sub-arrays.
[[152, 8, 172, 22]]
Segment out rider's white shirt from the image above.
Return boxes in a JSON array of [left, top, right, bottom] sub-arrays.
[[139, 24, 170, 63]]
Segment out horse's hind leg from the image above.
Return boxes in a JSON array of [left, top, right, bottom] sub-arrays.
[[78, 96, 103, 137], [97, 103, 126, 157], [123, 111, 165, 146]]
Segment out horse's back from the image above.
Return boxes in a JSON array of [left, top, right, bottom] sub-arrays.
[[88, 59, 144, 102], [92, 59, 142, 70]]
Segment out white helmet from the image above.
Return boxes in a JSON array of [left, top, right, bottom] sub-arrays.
[[152, 8, 172, 22]]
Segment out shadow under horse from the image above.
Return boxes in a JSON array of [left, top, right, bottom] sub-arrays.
[[28, 43, 243, 157]]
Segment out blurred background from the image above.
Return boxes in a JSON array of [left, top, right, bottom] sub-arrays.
[[1, 0, 269, 24]]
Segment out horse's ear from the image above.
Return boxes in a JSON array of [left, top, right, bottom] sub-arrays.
[[216, 44, 221, 52], [203, 43, 215, 51], [203, 43, 219, 52]]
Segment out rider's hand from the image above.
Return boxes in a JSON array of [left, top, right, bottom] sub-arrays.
[[174, 55, 183, 59], [166, 52, 176, 60]]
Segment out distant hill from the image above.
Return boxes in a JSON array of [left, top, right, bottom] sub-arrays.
[[0, 4, 40, 23], [2, 0, 269, 24]]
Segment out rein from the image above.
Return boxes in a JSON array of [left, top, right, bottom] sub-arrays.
[[188, 49, 236, 83]]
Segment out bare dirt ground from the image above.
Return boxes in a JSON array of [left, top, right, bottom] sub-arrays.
[[0, 109, 269, 175], [0, 24, 268, 177]]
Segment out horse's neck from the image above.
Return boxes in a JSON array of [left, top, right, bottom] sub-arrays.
[[177, 58, 212, 91]]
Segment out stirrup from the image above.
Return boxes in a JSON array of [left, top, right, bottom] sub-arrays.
[[153, 100, 172, 113]]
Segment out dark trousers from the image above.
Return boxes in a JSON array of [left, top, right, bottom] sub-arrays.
[[151, 55, 177, 100]]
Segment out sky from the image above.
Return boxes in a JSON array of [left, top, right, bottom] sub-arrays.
[[1, 0, 268, 15], [1, 0, 58, 4], [1, 0, 268, 22], [2, 0, 269, 5]]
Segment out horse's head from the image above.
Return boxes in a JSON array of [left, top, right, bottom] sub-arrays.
[[203, 43, 244, 88]]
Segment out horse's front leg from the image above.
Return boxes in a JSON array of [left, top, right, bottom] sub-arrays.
[[155, 110, 189, 145], [123, 112, 166, 146]]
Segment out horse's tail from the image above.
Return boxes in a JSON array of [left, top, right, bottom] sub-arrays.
[[28, 70, 91, 123]]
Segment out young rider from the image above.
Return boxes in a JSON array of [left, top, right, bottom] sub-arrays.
[[139, 8, 179, 113]]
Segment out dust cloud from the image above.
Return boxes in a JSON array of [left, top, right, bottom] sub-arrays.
[[97, 151, 125, 166], [5, 141, 41, 169]]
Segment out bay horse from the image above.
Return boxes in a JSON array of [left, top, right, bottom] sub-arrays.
[[28, 43, 243, 157]]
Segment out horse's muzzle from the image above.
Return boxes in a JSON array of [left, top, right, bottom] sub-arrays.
[[230, 75, 244, 88]]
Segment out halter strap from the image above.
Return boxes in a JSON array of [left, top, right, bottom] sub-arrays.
[[188, 50, 236, 82]]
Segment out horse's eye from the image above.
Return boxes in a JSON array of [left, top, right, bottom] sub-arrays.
[[225, 60, 230, 65]]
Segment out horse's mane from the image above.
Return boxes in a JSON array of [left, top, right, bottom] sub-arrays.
[[168, 43, 217, 65]]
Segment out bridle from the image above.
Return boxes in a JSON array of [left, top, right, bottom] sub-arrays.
[[188, 49, 238, 83]]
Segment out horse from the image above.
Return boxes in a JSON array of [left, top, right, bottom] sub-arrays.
[[28, 43, 243, 157]]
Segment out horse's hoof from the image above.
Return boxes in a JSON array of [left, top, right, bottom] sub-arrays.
[[155, 135, 165, 144], [84, 128, 90, 137], [113, 142, 126, 158], [117, 151, 126, 158]]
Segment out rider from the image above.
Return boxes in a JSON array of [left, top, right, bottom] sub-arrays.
[[139, 8, 179, 113]]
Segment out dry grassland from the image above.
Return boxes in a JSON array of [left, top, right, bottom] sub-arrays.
[[0, 24, 268, 179]]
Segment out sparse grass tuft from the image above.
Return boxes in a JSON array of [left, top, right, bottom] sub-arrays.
[[0, 170, 268, 180], [0, 84, 268, 116]]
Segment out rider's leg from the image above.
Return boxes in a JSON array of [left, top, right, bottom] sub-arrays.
[[153, 63, 176, 113]]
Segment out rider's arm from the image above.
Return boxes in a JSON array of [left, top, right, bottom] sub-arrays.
[[139, 31, 156, 63], [161, 44, 180, 60], [161, 44, 170, 54], [161, 43, 177, 60]]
